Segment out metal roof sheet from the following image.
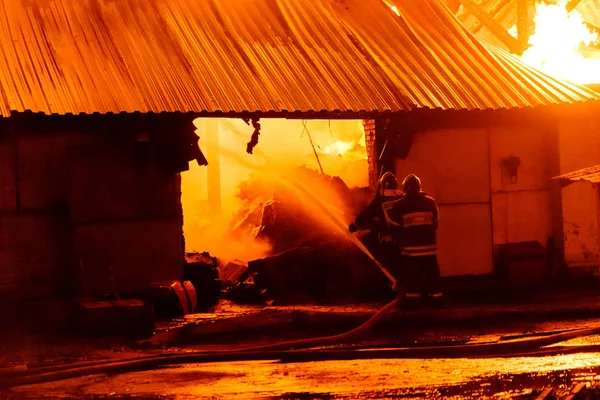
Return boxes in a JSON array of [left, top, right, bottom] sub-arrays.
[[553, 165, 600, 184], [0, 0, 597, 117]]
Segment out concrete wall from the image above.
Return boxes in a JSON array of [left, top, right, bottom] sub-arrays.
[[395, 129, 494, 277], [393, 123, 560, 277], [68, 142, 183, 296], [0, 140, 16, 212], [555, 118, 600, 275], [367, 109, 600, 279], [560, 181, 600, 269], [0, 136, 73, 300], [489, 126, 558, 248], [0, 131, 183, 300], [559, 119, 600, 175]]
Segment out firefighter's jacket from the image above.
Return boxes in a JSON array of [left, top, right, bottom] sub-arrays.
[[383, 192, 439, 257], [353, 189, 403, 239]]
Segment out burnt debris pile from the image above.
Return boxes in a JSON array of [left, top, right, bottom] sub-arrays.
[[220, 166, 393, 305]]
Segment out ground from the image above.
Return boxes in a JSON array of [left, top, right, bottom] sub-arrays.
[[5, 294, 600, 399], [7, 349, 600, 399]]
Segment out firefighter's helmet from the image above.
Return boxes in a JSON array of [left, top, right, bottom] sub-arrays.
[[402, 174, 421, 195], [378, 172, 398, 193]]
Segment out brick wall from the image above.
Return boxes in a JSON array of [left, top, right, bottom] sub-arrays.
[[363, 119, 380, 191]]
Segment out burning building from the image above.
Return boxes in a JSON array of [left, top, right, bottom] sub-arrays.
[[378, 0, 600, 283], [0, 0, 598, 318], [454, 0, 600, 85]]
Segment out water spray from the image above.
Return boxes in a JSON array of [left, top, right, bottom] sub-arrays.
[[290, 176, 399, 288], [215, 143, 399, 289]]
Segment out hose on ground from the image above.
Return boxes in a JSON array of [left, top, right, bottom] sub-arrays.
[[3, 297, 600, 389], [0, 297, 403, 382], [3, 326, 600, 389], [234, 296, 404, 352]]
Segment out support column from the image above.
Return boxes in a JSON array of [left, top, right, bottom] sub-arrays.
[[364, 117, 416, 191], [205, 119, 222, 216], [363, 119, 392, 191], [363, 119, 379, 191]]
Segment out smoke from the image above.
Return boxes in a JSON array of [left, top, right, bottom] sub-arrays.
[[180, 118, 368, 265]]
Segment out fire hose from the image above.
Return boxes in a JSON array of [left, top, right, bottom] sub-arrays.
[[1, 227, 597, 388], [0, 210, 408, 389], [4, 234, 599, 389], [3, 243, 600, 388], [3, 299, 600, 389]]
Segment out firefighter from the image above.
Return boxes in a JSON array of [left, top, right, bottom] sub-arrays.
[[349, 172, 404, 294], [384, 174, 443, 308], [349, 172, 403, 239]]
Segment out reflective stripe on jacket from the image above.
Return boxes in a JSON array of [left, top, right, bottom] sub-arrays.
[[402, 244, 437, 257], [382, 192, 439, 256]]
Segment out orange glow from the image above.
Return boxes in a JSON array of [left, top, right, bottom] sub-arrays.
[[322, 138, 368, 161], [323, 141, 354, 156], [180, 119, 369, 264], [513, 1, 600, 84]]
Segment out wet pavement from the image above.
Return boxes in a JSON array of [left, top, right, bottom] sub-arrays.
[[6, 300, 600, 399], [5, 322, 600, 399], [6, 348, 600, 399]]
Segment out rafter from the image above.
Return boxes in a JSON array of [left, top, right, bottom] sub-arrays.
[[516, 0, 534, 52], [464, 0, 512, 35], [461, 0, 527, 54], [566, 0, 583, 12]]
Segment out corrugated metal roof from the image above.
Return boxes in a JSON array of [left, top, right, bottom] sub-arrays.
[[553, 165, 600, 184], [0, 0, 597, 117]]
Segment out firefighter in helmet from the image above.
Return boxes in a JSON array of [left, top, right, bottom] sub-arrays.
[[349, 172, 403, 240], [384, 174, 443, 308], [349, 172, 404, 293]]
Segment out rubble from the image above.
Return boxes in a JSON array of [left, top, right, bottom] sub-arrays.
[[220, 259, 249, 282], [219, 167, 392, 304], [233, 166, 369, 251], [248, 241, 393, 305], [184, 252, 221, 310], [144, 280, 198, 317], [222, 280, 267, 305], [188, 167, 386, 305]]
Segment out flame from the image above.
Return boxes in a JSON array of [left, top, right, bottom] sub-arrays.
[[513, 1, 600, 84], [180, 118, 370, 262], [323, 141, 354, 156], [322, 139, 368, 162]]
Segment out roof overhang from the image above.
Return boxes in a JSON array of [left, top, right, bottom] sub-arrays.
[[552, 165, 600, 187]]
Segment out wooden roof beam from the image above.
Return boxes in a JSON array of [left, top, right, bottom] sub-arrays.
[[461, 0, 527, 54], [566, 0, 583, 12], [516, 0, 535, 53]]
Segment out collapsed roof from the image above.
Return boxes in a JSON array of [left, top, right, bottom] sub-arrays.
[[456, 0, 600, 53]]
